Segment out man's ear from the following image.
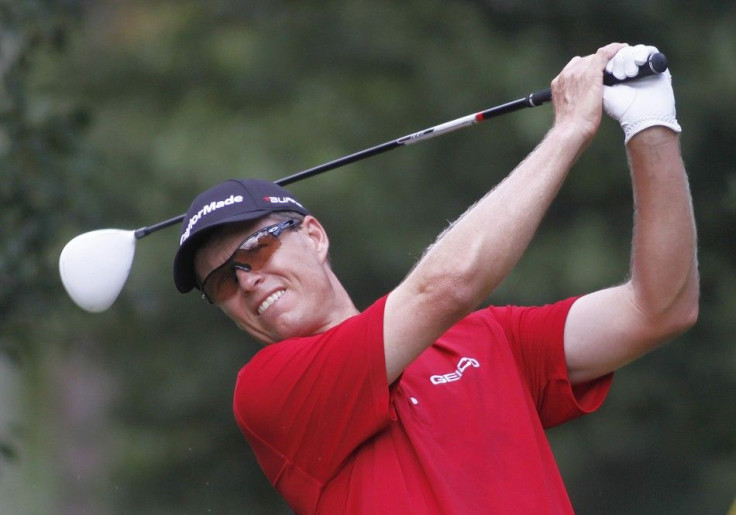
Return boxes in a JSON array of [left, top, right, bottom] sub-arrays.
[[301, 215, 330, 263]]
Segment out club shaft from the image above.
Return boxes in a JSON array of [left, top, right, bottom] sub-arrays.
[[277, 90, 552, 188], [133, 98, 535, 240], [135, 215, 187, 238], [134, 52, 666, 239]]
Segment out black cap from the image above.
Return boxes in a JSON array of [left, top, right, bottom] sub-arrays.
[[173, 179, 310, 293]]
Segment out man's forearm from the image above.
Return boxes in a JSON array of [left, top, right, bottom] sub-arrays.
[[627, 127, 699, 327], [415, 123, 589, 309], [383, 124, 589, 383]]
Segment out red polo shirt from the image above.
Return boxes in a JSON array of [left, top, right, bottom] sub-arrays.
[[234, 296, 612, 514]]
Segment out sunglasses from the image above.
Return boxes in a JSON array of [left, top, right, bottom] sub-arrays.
[[200, 218, 302, 304]]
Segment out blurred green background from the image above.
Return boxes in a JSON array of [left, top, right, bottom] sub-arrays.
[[1, 1, 735, 513]]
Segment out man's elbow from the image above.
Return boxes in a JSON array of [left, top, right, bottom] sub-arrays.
[[635, 263, 700, 337], [651, 286, 699, 341], [675, 296, 699, 334], [672, 272, 700, 334]]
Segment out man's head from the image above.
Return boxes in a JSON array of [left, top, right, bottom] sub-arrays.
[[174, 179, 357, 343], [173, 178, 310, 295]]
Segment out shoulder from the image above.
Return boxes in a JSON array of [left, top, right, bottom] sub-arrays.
[[234, 295, 391, 416], [243, 295, 390, 374]]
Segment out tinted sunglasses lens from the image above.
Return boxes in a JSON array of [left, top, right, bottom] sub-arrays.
[[235, 232, 281, 269], [203, 233, 282, 303], [203, 269, 236, 304]]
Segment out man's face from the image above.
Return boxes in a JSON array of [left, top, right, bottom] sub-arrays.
[[193, 215, 336, 344]]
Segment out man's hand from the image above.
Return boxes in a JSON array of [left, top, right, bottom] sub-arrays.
[[550, 43, 627, 144], [603, 44, 682, 144]]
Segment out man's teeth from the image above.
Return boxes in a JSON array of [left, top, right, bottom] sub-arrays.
[[258, 290, 285, 315]]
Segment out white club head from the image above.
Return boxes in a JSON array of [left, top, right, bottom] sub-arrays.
[[59, 229, 137, 313]]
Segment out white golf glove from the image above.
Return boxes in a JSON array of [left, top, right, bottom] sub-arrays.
[[603, 44, 681, 144]]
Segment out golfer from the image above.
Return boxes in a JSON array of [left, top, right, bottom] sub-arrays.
[[172, 43, 698, 513]]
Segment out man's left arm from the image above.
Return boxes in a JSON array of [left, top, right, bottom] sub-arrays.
[[563, 46, 700, 384]]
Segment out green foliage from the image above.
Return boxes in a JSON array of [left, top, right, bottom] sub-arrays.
[[0, 0, 88, 353], [2, 0, 735, 513], [0, 0, 88, 482]]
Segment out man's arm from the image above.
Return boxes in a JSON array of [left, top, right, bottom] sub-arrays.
[[564, 127, 699, 384], [383, 43, 626, 384]]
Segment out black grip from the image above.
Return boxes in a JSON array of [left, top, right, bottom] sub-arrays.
[[528, 89, 552, 106], [603, 52, 668, 86]]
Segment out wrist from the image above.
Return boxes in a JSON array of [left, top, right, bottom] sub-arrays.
[[626, 125, 681, 147], [548, 122, 594, 152]]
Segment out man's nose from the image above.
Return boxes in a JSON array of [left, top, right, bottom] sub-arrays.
[[234, 265, 263, 292]]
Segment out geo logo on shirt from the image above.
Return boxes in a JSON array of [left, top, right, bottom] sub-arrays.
[[430, 357, 480, 385]]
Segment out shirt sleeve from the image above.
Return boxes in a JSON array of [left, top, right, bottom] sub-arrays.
[[233, 296, 392, 485], [488, 297, 613, 428]]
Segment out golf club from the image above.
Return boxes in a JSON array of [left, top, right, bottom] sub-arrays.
[[59, 52, 668, 312]]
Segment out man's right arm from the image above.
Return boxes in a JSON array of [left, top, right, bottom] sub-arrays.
[[382, 44, 626, 384]]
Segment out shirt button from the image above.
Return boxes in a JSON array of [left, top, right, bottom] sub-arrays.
[[410, 397, 419, 405]]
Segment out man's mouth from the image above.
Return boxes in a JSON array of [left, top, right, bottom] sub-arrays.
[[258, 290, 286, 315]]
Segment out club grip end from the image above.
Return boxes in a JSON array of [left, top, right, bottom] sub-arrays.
[[649, 52, 668, 74], [603, 52, 668, 86]]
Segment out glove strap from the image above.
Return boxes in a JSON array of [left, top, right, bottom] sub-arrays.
[[622, 118, 682, 144]]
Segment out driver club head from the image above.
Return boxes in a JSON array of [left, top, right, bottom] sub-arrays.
[[59, 229, 137, 312]]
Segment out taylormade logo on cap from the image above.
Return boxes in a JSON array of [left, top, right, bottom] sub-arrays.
[[180, 194, 244, 245]]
